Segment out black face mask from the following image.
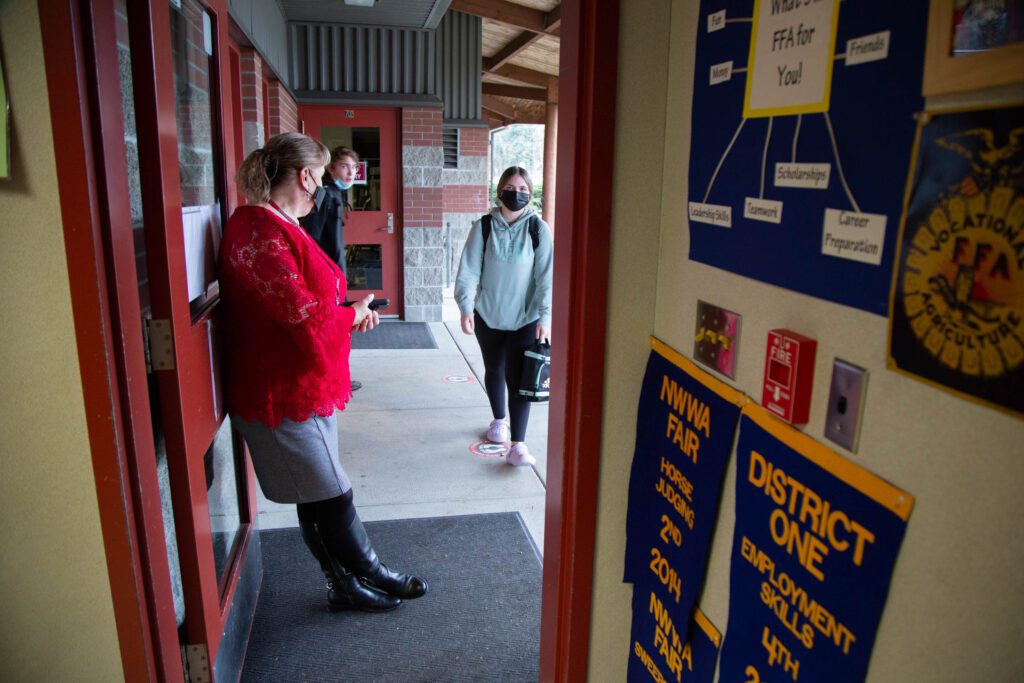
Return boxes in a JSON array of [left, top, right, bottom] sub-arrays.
[[499, 189, 530, 212], [309, 182, 327, 212]]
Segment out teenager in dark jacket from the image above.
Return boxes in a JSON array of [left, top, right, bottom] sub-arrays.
[[301, 146, 364, 390], [300, 146, 359, 272]]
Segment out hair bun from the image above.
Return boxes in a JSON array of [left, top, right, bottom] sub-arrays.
[[261, 149, 280, 182]]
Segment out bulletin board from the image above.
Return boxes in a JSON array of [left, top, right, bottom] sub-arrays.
[[687, 0, 929, 315]]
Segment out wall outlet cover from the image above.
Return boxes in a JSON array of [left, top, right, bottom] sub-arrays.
[[824, 359, 868, 453]]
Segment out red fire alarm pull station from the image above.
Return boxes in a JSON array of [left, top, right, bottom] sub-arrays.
[[762, 329, 817, 425]]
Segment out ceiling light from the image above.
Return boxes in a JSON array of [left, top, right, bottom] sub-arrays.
[[344, 0, 377, 6]]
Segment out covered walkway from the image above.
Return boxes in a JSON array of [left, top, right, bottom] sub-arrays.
[[255, 305, 549, 549]]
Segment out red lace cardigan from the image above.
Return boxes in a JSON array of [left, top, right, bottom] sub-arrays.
[[218, 205, 356, 427]]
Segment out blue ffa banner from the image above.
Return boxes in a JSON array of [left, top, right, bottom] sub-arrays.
[[720, 403, 914, 683], [628, 586, 722, 683], [687, 0, 927, 315], [624, 338, 745, 644]]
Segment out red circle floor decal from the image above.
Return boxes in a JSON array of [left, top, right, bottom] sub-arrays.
[[443, 374, 476, 384], [469, 440, 509, 458]]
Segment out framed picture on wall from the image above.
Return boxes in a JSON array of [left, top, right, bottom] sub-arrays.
[[924, 0, 1024, 95]]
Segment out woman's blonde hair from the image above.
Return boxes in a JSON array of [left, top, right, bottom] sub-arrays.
[[496, 166, 533, 195], [236, 132, 330, 204]]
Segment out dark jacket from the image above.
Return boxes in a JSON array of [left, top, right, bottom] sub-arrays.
[[300, 176, 347, 272]]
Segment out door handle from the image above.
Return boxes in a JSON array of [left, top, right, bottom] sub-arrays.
[[376, 212, 394, 234]]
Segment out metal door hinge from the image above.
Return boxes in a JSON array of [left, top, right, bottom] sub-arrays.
[[143, 318, 175, 373], [183, 643, 211, 683]]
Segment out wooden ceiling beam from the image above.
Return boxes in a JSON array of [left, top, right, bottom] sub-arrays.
[[487, 63, 555, 88], [481, 82, 547, 101], [545, 5, 561, 32], [449, 0, 547, 33], [482, 94, 518, 120], [488, 31, 545, 71]]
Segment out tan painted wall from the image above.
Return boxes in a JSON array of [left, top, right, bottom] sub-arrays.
[[590, 1, 1024, 680], [0, 3, 124, 681]]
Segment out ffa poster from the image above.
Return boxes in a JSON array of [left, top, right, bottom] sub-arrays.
[[888, 105, 1024, 417], [687, 0, 928, 314], [624, 338, 744, 648], [719, 404, 914, 683]]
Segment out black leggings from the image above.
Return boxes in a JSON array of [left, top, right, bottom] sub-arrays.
[[474, 312, 538, 442]]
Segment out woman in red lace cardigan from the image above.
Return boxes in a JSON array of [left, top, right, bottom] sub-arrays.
[[220, 132, 427, 612]]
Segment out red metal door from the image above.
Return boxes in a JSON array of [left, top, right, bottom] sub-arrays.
[[123, 0, 259, 678], [299, 106, 403, 316]]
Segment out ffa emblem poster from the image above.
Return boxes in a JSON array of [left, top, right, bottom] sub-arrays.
[[719, 404, 914, 683], [888, 105, 1024, 417], [687, 0, 928, 315]]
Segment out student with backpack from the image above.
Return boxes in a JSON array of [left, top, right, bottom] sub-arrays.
[[455, 166, 554, 467]]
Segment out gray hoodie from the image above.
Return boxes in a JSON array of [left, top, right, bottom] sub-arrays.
[[454, 207, 553, 330]]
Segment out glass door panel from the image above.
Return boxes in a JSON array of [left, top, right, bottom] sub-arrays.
[[169, 0, 224, 314]]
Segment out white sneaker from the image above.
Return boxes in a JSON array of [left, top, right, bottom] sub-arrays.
[[506, 442, 536, 467], [486, 418, 510, 443]]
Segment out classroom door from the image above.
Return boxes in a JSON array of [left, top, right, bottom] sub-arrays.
[[116, 0, 260, 679], [299, 106, 403, 316]]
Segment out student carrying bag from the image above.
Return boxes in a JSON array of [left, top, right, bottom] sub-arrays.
[[518, 339, 551, 402]]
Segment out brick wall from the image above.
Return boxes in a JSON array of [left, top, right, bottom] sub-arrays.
[[239, 49, 264, 153], [443, 185, 487, 213], [459, 126, 489, 157], [442, 126, 491, 284], [402, 108, 442, 147], [401, 107, 445, 321], [267, 81, 299, 136]]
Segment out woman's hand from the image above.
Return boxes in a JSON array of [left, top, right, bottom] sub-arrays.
[[351, 293, 380, 333], [461, 314, 475, 335], [536, 323, 550, 342]]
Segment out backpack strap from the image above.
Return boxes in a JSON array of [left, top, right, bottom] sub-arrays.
[[528, 215, 540, 251], [481, 214, 492, 255], [481, 213, 540, 254]]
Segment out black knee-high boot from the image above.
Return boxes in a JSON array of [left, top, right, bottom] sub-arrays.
[[297, 514, 402, 612], [325, 513, 429, 600]]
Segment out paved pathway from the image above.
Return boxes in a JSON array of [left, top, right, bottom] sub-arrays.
[[256, 320, 549, 551]]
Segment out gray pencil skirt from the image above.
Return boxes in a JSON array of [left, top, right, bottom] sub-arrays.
[[231, 412, 352, 504]]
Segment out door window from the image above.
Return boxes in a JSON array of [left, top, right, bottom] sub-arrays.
[[321, 126, 381, 211], [204, 419, 243, 588], [169, 0, 224, 313], [115, 0, 187, 627]]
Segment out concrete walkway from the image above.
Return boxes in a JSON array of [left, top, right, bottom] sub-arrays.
[[255, 317, 549, 552]]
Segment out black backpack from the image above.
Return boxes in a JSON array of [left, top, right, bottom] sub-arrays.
[[481, 214, 541, 254]]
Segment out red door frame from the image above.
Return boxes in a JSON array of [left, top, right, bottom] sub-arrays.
[[40, 0, 619, 678], [38, 0, 185, 679], [40, 0, 259, 677], [127, 0, 256, 657], [539, 0, 620, 680]]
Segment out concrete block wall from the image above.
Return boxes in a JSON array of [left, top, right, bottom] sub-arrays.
[[401, 107, 445, 322], [443, 126, 490, 281]]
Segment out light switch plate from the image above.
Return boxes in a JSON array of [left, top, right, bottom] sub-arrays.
[[693, 300, 741, 379], [824, 359, 868, 452]]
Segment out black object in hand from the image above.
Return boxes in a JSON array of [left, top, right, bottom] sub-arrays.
[[342, 298, 390, 311]]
